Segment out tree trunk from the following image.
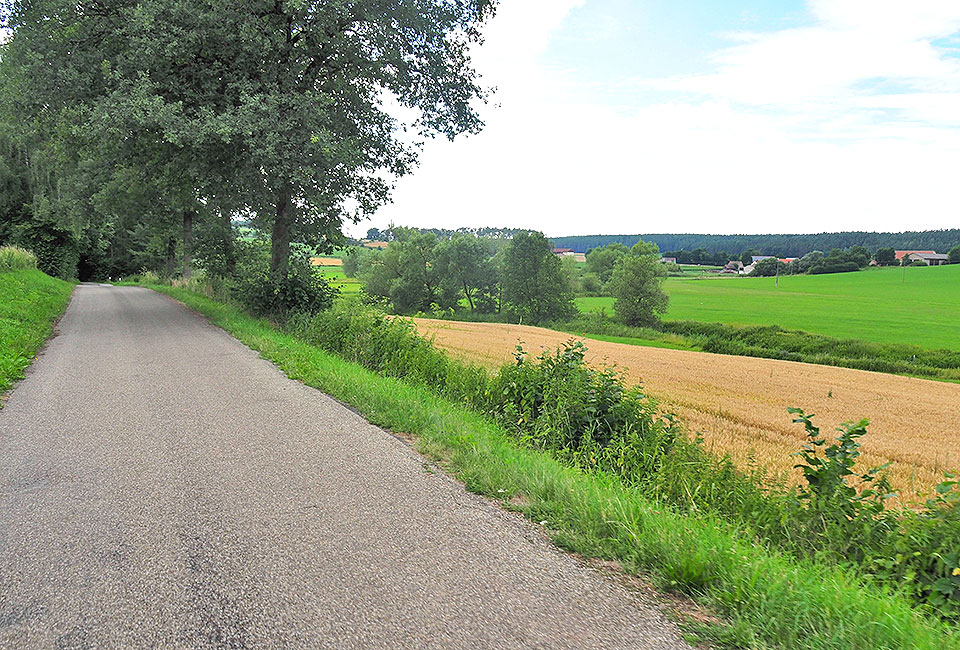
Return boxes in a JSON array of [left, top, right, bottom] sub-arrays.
[[463, 280, 475, 310], [221, 211, 236, 276], [182, 210, 194, 281], [165, 236, 176, 277], [271, 183, 292, 278]]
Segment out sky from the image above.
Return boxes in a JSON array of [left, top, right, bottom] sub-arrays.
[[352, 0, 960, 238]]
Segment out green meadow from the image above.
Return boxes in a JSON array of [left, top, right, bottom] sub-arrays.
[[576, 265, 960, 350]]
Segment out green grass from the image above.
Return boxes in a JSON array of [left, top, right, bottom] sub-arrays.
[[316, 267, 363, 294], [147, 284, 960, 650], [577, 265, 960, 350], [0, 269, 74, 396]]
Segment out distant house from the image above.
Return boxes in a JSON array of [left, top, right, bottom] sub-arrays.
[[907, 252, 949, 266], [553, 248, 584, 262], [895, 250, 935, 262], [723, 260, 744, 274], [778, 258, 797, 264], [752, 255, 774, 263], [661, 257, 677, 265], [741, 264, 755, 275]]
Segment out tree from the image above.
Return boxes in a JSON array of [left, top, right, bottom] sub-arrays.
[[359, 229, 444, 313], [433, 234, 497, 312], [875, 247, 896, 266], [607, 241, 668, 327], [560, 255, 581, 294], [741, 250, 758, 266], [585, 242, 628, 283], [948, 245, 960, 264], [847, 245, 871, 268], [198, 0, 497, 278], [690, 247, 709, 265], [500, 231, 573, 324], [794, 250, 824, 274], [749, 257, 789, 277]]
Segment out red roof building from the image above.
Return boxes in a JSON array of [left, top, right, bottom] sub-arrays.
[[895, 250, 935, 261]]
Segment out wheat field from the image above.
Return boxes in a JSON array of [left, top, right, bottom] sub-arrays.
[[412, 318, 960, 503]]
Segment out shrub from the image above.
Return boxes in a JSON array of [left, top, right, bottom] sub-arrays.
[[230, 241, 337, 320], [0, 245, 37, 271], [14, 219, 78, 279], [491, 340, 677, 476]]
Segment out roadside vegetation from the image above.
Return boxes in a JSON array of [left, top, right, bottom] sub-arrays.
[[139, 278, 960, 649], [0, 246, 74, 396]]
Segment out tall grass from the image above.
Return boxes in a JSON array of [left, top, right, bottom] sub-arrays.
[[149, 283, 960, 649], [0, 246, 38, 272]]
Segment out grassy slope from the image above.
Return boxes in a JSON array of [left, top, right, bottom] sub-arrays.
[[150, 285, 958, 650], [577, 265, 960, 349], [0, 269, 74, 395]]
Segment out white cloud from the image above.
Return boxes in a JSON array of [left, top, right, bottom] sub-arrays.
[[355, 0, 960, 238]]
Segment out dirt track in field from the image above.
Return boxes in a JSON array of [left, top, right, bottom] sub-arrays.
[[412, 318, 960, 502]]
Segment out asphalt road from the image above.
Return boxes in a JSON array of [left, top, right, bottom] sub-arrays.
[[0, 285, 691, 649]]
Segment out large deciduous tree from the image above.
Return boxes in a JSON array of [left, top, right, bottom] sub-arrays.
[[585, 242, 628, 283], [131, 0, 497, 277], [607, 240, 668, 327], [500, 231, 573, 324], [434, 234, 497, 312]]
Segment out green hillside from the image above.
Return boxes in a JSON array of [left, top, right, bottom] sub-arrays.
[[0, 268, 74, 394], [576, 265, 960, 350]]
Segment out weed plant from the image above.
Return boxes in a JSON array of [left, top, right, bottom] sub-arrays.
[[0, 246, 38, 272]]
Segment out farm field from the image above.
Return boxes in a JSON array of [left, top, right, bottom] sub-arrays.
[[312, 259, 362, 294], [576, 264, 960, 350], [411, 317, 960, 503]]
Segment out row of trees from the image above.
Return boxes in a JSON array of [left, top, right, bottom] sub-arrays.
[[750, 246, 872, 277], [348, 231, 669, 326], [750, 245, 960, 277], [0, 1, 497, 285], [350, 230, 574, 323]]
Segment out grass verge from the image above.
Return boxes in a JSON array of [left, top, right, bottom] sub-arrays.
[[0, 269, 74, 396], [148, 284, 958, 650]]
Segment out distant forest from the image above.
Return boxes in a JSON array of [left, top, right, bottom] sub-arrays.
[[548, 230, 960, 256], [365, 226, 527, 241]]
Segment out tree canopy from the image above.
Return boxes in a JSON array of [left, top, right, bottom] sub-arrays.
[[0, 0, 498, 280], [499, 232, 574, 324], [607, 240, 668, 327]]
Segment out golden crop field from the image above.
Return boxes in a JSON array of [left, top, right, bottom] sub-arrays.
[[310, 256, 343, 266], [411, 318, 960, 503]]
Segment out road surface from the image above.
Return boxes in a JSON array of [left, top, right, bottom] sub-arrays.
[[0, 285, 690, 649]]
